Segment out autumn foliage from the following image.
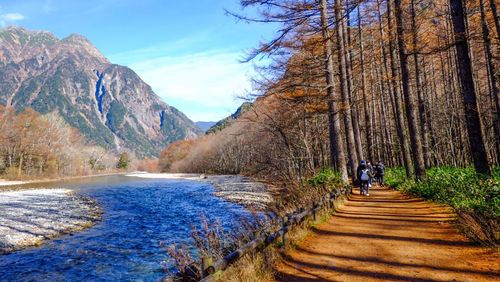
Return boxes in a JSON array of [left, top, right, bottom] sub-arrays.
[[0, 105, 125, 179], [160, 0, 499, 182]]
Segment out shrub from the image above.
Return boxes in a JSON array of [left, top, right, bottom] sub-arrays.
[[273, 168, 348, 214], [116, 152, 130, 169], [384, 167, 407, 188], [306, 168, 343, 187]]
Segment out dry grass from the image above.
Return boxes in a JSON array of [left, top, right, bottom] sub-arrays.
[[213, 249, 278, 282], [163, 213, 274, 281], [457, 210, 500, 249]]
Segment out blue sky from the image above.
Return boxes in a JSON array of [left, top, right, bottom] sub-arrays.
[[0, 0, 276, 121]]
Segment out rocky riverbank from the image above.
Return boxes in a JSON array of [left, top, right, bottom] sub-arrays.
[[0, 189, 101, 254], [0, 180, 28, 187], [0, 172, 128, 190], [126, 173, 273, 210]]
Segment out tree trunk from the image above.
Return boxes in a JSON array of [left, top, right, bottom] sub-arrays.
[[410, 0, 431, 168], [488, 0, 500, 41], [449, 0, 491, 175], [358, 6, 373, 163], [18, 153, 23, 177], [423, 55, 438, 166], [344, 1, 364, 162], [394, 0, 426, 178], [375, 0, 396, 166], [480, 0, 500, 165], [335, 0, 358, 180], [387, 0, 413, 176], [320, 0, 348, 181]]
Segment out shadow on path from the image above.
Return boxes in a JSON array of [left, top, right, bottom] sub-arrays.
[[274, 186, 500, 282]]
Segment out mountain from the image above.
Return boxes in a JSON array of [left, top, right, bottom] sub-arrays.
[[206, 102, 252, 134], [195, 121, 216, 132], [0, 26, 202, 157]]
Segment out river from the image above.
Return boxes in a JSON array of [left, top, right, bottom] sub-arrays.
[[0, 175, 252, 281]]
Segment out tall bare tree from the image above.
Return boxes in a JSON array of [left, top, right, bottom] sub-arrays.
[[334, 0, 358, 180], [479, 0, 500, 164], [394, 0, 426, 177], [321, 0, 348, 180], [449, 0, 491, 175], [387, 0, 413, 176]]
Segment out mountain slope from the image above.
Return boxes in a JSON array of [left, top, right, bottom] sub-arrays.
[[0, 26, 202, 157], [206, 102, 252, 134]]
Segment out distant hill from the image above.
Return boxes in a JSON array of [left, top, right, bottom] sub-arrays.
[[0, 26, 202, 157], [195, 121, 217, 132], [206, 102, 252, 134]]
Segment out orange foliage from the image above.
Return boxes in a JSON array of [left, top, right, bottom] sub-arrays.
[[0, 105, 118, 178], [159, 140, 195, 172], [136, 158, 159, 172]]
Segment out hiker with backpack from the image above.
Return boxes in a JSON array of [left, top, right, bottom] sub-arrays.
[[375, 161, 385, 185], [357, 160, 371, 196]]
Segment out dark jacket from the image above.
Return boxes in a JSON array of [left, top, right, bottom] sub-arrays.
[[376, 163, 385, 176]]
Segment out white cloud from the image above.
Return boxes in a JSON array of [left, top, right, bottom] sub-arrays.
[[128, 50, 254, 121], [0, 12, 25, 27], [108, 32, 213, 63], [2, 13, 25, 21]]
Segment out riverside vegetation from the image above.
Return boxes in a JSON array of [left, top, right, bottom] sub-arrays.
[[0, 106, 124, 179]]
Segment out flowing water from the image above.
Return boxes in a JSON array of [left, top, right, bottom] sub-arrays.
[[0, 175, 251, 281]]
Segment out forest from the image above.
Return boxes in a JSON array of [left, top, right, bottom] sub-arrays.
[[159, 0, 499, 243], [162, 0, 499, 183]]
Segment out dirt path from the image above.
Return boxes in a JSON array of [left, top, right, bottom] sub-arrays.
[[274, 186, 500, 282]]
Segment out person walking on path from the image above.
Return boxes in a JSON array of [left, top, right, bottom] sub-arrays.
[[367, 161, 374, 189], [375, 161, 385, 185], [357, 160, 370, 196]]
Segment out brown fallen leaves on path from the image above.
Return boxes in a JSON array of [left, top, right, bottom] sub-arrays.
[[274, 186, 500, 282]]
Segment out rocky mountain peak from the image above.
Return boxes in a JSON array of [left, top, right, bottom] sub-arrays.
[[62, 33, 90, 44], [0, 26, 58, 45], [59, 33, 109, 65], [0, 26, 58, 64], [0, 27, 109, 66], [0, 27, 202, 157]]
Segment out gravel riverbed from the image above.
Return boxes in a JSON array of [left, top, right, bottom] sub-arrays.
[[0, 189, 101, 254], [0, 174, 269, 254], [126, 173, 273, 210]]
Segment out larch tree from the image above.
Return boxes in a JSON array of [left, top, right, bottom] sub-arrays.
[[479, 0, 500, 164], [394, 0, 426, 178], [386, 0, 413, 177], [334, 0, 358, 180], [320, 0, 349, 181], [448, 0, 491, 175]]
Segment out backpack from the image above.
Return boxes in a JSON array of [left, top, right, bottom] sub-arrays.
[[360, 169, 369, 181]]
